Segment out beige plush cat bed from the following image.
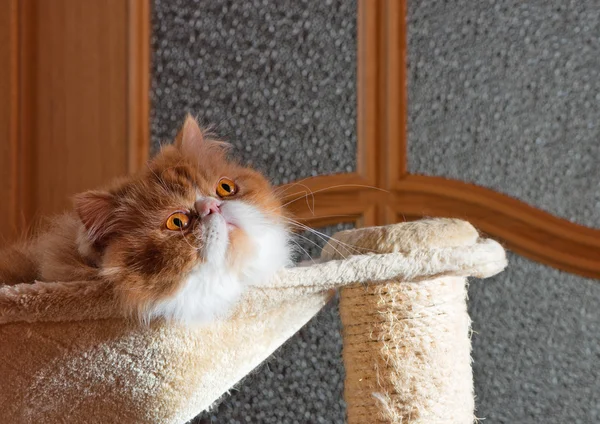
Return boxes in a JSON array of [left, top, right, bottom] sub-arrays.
[[0, 219, 506, 424]]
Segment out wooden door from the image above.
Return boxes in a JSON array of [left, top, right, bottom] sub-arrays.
[[0, 0, 149, 243]]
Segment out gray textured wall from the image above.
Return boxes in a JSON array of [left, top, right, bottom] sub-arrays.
[[152, 0, 599, 423], [468, 254, 599, 423], [409, 1, 600, 422], [408, 0, 600, 228], [152, 0, 357, 186]]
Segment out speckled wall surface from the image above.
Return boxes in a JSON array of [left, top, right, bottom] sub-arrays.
[[408, 0, 600, 229], [151, 1, 355, 422], [408, 1, 600, 422], [152, 0, 357, 186], [468, 254, 599, 423]]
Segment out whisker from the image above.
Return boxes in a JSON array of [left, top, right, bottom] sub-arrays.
[[308, 184, 391, 195], [273, 184, 390, 213], [283, 218, 380, 255], [282, 182, 316, 214], [286, 221, 353, 260], [291, 231, 336, 256], [274, 180, 312, 195], [289, 238, 317, 264], [178, 228, 198, 251], [276, 190, 315, 212], [274, 182, 316, 213], [273, 175, 320, 194], [292, 231, 347, 261], [287, 213, 358, 221]]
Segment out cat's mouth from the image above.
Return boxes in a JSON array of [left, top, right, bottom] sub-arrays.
[[203, 212, 238, 232], [219, 206, 241, 232]]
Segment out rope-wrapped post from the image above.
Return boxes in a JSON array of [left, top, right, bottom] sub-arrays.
[[322, 220, 498, 424]]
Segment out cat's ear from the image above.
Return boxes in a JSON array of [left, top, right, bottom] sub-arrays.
[[73, 190, 116, 243], [174, 114, 205, 157]]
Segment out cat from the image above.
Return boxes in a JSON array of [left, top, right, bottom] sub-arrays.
[[0, 115, 292, 323]]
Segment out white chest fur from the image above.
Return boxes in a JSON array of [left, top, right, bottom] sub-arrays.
[[147, 265, 243, 323]]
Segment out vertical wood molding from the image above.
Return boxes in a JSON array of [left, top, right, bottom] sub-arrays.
[[0, 0, 151, 245], [284, 0, 408, 229], [127, 0, 151, 174], [356, 0, 379, 187], [382, 0, 407, 189], [0, 0, 20, 241], [16, 0, 37, 233]]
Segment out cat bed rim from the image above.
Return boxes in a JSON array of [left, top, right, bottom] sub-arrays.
[[0, 236, 507, 325]]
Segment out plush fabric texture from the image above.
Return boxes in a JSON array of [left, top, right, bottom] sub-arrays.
[[0, 219, 506, 423]]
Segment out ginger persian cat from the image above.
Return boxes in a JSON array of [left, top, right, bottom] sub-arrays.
[[0, 115, 291, 323]]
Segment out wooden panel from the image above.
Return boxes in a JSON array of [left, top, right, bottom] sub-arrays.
[[0, 0, 151, 239], [0, 0, 19, 241], [24, 0, 129, 216], [127, 0, 151, 173], [356, 0, 379, 187], [382, 0, 407, 189]]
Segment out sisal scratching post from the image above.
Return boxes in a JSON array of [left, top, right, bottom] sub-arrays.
[[322, 220, 492, 424]]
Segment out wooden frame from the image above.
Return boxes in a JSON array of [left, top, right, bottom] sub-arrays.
[[0, 0, 150, 241], [0, 0, 20, 243], [283, 0, 600, 279]]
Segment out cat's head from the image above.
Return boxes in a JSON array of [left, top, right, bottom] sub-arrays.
[[74, 115, 291, 322]]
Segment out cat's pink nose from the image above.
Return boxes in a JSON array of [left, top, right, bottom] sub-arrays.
[[195, 197, 222, 218]]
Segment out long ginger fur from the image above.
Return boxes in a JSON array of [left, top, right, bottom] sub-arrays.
[[0, 115, 292, 323]]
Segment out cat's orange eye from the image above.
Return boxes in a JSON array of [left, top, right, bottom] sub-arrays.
[[165, 212, 190, 231], [216, 178, 237, 198]]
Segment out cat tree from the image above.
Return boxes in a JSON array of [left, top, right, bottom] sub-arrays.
[[0, 218, 506, 423]]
